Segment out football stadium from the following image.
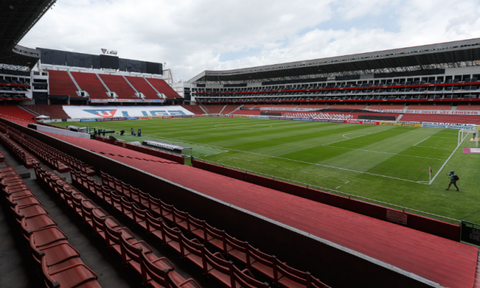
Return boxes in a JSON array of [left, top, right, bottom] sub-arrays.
[[2, 1, 480, 288]]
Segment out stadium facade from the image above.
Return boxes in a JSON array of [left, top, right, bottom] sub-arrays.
[[188, 38, 480, 107]]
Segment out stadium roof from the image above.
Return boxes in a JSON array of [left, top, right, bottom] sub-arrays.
[[0, 0, 56, 69], [189, 38, 480, 83]]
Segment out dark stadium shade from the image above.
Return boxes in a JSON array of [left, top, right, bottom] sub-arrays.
[[100, 55, 119, 70]]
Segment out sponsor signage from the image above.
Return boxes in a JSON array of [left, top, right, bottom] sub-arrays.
[[422, 123, 475, 129], [101, 48, 118, 55], [461, 221, 480, 246], [386, 209, 408, 225], [368, 109, 480, 115], [90, 99, 165, 103], [63, 106, 192, 119], [291, 118, 315, 122], [379, 122, 422, 127]]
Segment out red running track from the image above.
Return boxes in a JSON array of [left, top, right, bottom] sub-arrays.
[[46, 133, 478, 288]]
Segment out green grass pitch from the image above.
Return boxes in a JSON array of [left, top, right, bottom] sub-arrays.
[[55, 117, 480, 223]]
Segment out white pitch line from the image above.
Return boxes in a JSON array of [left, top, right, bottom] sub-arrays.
[[228, 149, 427, 184], [413, 136, 430, 146], [415, 146, 454, 151], [333, 146, 444, 161], [322, 128, 391, 146], [429, 131, 469, 185]]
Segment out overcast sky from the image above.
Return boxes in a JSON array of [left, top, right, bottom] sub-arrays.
[[19, 0, 480, 82]]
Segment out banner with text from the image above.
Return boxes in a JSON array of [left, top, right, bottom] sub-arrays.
[[63, 105, 193, 119]]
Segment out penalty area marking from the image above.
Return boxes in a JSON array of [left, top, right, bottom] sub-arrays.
[[203, 144, 430, 184], [428, 130, 469, 185], [213, 124, 273, 129], [413, 136, 430, 146], [323, 128, 391, 146]]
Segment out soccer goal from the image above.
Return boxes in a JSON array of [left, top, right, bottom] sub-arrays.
[[458, 129, 480, 147]]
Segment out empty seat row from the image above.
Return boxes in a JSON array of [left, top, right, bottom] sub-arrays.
[[72, 170, 330, 288], [0, 132, 36, 168], [71, 170, 275, 288], [35, 163, 201, 288], [5, 127, 69, 173], [6, 126, 94, 175], [0, 163, 101, 288]]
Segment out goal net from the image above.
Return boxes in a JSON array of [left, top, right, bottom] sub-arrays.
[[458, 129, 479, 147]]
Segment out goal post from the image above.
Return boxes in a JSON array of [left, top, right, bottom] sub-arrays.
[[458, 128, 480, 147]]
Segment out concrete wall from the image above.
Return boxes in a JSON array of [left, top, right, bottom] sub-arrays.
[[192, 160, 460, 241]]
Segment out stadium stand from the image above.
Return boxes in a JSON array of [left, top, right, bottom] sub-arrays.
[[47, 70, 78, 98], [0, 105, 35, 121], [456, 104, 480, 110], [147, 78, 181, 99], [0, 162, 102, 288], [400, 114, 480, 124], [181, 105, 205, 115], [328, 104, 367, 109], [125, 76, 161, 100], [221, 105, 242, 114], [23, 104, 71, 120], [99, 74, 137, 100], [407, 104, 453, 110], [296, 104, 329, 109], [368, 103, 406, 110], [201, 104, 225, 114], [232, 110, 264, 116], [273, 104, 298, 108], [70, 72, 109, 99]]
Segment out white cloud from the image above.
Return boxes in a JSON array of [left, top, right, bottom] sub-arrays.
[[19, 0, 480, 81]]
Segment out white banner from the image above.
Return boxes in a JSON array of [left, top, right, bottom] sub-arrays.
[[246, 107, 323, 111], [366, 109, 480, 115], [62, 105, 193, 119]]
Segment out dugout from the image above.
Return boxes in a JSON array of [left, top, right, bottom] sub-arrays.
[[142, 140, 192, 158]]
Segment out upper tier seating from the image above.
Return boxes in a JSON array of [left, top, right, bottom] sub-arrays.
[[48, 70, 78, 97], [99, 74, 137, 99], [146, 78, 181, 99], [125, 76, 161, 100], [70, 72, 108, 99]]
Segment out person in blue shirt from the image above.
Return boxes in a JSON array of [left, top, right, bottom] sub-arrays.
[[446, 170, 459, 191]]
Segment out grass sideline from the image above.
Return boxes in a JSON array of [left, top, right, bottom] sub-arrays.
[[54, 118, 480, 223]]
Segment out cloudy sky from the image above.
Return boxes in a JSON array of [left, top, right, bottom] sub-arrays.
[[19, 0, 480, 81]]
